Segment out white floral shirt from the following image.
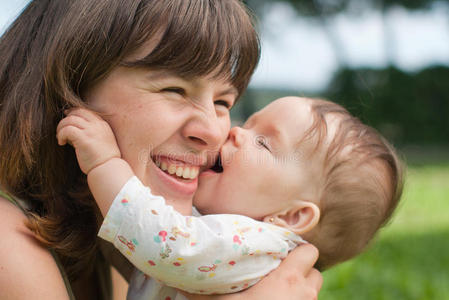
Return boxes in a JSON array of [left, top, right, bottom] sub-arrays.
[[98, 176, 305, 300]]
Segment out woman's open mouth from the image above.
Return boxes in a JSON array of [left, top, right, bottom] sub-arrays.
[[150, 155, 201, 196], [153, 156, 200, 181]]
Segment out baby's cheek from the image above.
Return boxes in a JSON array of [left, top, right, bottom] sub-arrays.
[[192, 185, 208, 208], [194, 190, 222, 214]]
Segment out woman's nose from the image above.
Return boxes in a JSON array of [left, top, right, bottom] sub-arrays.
[[182, 112, 226, 151]]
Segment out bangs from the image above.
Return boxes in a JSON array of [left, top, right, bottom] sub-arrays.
[[122, 0, 260, 96]]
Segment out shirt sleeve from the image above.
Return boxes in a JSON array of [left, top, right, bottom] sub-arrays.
[[98, 176, 306, 294]]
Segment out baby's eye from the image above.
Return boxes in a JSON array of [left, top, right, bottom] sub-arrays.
[[161, 87, 185, 95], [255, 135, 271, 152], [214, 100, 232, 109]]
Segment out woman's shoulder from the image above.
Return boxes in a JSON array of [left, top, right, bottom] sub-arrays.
[[0, 196, 70, 299]]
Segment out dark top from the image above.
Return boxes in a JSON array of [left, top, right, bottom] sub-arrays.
[[0, 189, 112, 300]]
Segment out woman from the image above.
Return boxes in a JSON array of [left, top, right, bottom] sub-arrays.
[[0, 0, 322, 299]]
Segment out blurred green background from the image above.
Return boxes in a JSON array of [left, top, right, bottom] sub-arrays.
[[320, 161, 449, 300], [239, 0, 449, 299]]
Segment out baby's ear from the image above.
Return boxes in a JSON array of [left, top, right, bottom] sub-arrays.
[[263, 200, 320, 235]]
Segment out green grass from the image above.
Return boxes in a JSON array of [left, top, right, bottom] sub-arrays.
[[320, 162, 449, 300]]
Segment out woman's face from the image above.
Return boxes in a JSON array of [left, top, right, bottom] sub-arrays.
[[86, 66, 237, 214]]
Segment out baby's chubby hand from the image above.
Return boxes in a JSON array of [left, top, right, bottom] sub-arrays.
[[56, 108, 121, 174]]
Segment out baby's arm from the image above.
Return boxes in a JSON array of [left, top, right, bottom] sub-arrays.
[[56, 108, 305, 294], [98, 175, 304, 294], [56, 108, 134, 216]]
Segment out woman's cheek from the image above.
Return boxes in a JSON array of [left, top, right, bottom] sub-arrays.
[[219, 115, 232, 144]]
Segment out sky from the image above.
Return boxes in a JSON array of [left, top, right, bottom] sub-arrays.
[[1, 0, 449, 92]]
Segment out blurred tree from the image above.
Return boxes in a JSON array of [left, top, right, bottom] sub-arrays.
[[245, 0, 352, 66], [325, 66, 449, 145], [242, 0, 449, 145], [244, 0, 440, 15], [245, 0, 442, 66]]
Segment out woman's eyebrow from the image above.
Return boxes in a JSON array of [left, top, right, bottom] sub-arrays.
[[217, 87, 239, 97], [145, 71, 185, 82], [144, 73, 237, 97]]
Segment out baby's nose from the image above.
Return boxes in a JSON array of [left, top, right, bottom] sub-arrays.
[[228, 126, 245, 147]]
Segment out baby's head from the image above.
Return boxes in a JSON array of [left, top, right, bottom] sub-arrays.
[[194, 97, 403, 270]]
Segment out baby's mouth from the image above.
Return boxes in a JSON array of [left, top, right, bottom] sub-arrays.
[[210, 154, 223, 173], [153, 157, 200, 180]]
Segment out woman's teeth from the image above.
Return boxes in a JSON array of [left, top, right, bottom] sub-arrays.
[[156, 161, 199, 179]]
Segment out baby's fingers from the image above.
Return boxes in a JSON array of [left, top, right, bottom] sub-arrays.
[[56, 123, 83, 146], [56, 115, 88, 146], [57, 114, 87, 132], [64, 107, 102, 122]]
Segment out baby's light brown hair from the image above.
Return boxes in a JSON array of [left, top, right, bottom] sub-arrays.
[[301, 98, 404, 270]]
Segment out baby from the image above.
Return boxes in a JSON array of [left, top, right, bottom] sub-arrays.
[[57, 96, 403, 299]]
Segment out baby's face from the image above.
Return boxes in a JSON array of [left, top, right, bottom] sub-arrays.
[[194, 97, 325, 220]]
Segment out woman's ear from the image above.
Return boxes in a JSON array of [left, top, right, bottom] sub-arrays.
[[263, 200, 320, 235]]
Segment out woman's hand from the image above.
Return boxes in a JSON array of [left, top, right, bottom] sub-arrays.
[[181, 244, 322, 300]]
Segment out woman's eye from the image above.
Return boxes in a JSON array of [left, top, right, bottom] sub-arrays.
[[255, 135, 271, 152], [161, 87, 185, 95], [214, 100, 232, 109]]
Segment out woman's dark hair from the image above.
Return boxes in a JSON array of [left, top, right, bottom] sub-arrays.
[[0, 0, 259, 280]]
